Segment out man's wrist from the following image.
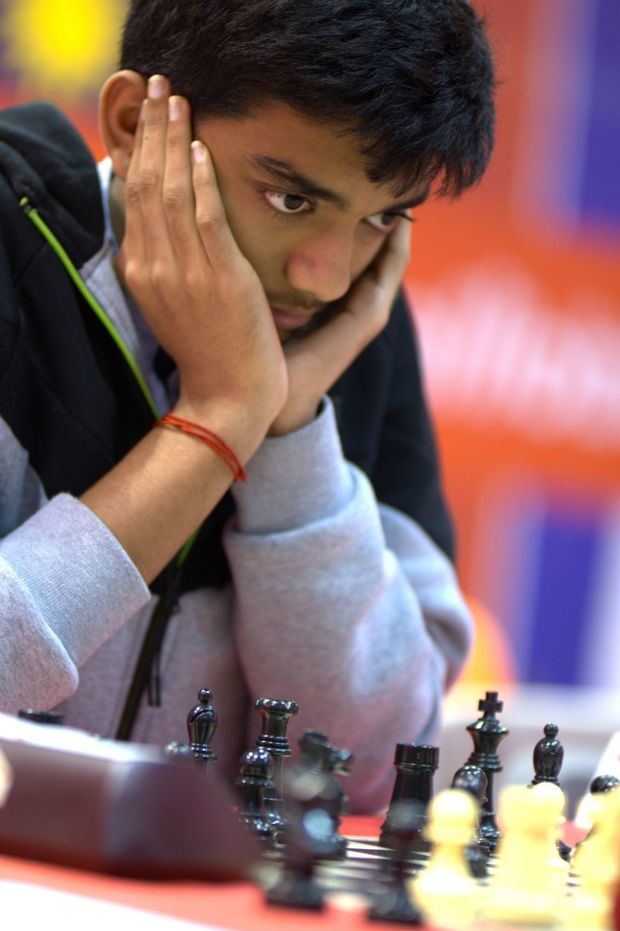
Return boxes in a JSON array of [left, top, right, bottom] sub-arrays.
[[267, 398, 322, 437], [172, 395, 269, 464]]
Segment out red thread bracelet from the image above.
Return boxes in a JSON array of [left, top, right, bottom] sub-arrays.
[[157, 412, 247, 483]]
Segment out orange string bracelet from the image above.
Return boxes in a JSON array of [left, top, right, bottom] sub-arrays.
[[157, 412, 248, 483]]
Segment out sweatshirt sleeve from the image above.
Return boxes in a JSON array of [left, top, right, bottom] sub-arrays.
[[224, 397, 473, 813], [0, 493, 151, 713]]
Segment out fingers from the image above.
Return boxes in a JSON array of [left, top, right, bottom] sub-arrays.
[[161, 95, 196, 257], [135, 75, 242, 277], [191, 141, 242, 271], [371, 215, 413, 289], [137, 76, 174, 268], [119, 97, 148, 275]]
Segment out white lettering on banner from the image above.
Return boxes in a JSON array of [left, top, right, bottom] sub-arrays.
[[410, 266, 620, 451]]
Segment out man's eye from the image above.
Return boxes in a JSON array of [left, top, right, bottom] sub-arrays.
[[264, 191, 312, 214], [367, 212, 408, 234]]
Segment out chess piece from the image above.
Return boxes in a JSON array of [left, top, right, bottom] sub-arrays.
[[282, 739, 347, 860], [255, 697, 299, 832], [265, 777, 335, 911], [411, 788, 479, 929], [530, 725, 573, 859], [532, 723, 564, 786], [327, 740, 354, 825], [380, 744, 439, 853], [591, 774, 620, 794], [466, 690, 508, 851], [235, 747, 276, 843], [529, 782, 570, 880], [565, 787, 620, 928], [369, 801, 424, 925], [297, 731, 352, 856], [484, 784, 566, 926], [451, 764, 487, 802], [529, 726, 570, 861], [187, 689, 218, 764], [451, 764, 489, 878]]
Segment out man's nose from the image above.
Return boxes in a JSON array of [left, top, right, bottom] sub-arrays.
[[286, 233, 354, 304]]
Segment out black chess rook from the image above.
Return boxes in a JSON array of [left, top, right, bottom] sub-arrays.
[[254, 697, 299, 831], [379, 743, 439, 852]]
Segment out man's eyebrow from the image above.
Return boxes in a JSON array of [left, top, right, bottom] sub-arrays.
[[249, 154, 429, 214], [250, 155, 350, 209]]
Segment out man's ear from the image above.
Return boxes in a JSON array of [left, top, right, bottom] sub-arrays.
[[99, 70, 147, 180]]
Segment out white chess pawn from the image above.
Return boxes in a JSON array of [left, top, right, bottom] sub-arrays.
[[411, 788, 479, 928], [483, 784, 568, 925], [529, 781, 571, 882], [564, 787, 620, 929]]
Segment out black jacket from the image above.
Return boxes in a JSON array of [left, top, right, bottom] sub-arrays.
[[0, 101, 454, 595]]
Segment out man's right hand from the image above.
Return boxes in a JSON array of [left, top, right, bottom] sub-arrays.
[[116, 75, 287, 457], [80, 76, 288, 582]]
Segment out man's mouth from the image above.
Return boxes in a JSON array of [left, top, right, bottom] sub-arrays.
[[269, 305, 321, 331]]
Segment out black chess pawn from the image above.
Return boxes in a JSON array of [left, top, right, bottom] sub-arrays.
[[186, 689, 218, 764], [235, 747, 276, 844], [530, 722, 571, 861], [254, 697, 299, 832], [571, 774, 620, 859], [451, 763, 490, 878], [466, 690, 508, 852], [380, 744, 439, 853], [452, 763, 488, 801], [369, 801, 424, 925], [590, 774, 620, 794], [531, 723, 564, 786]]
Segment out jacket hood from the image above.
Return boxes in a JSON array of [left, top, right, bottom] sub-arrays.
[[0, 101, 103, 268]]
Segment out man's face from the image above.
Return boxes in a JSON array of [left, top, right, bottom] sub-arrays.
[[196, 102, 427, 340]]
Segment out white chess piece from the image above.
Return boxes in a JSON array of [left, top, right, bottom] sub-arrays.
[[529, 781, 571, 882], [411, 788, 479, 928], [564, 787, 620, 929], [484, 784, 568, 925]]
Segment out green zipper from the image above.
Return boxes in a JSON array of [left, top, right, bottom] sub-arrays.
[[20, 197, 159, 419], [20, 196, 198, 567]]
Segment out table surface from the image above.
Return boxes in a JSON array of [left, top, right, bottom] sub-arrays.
[[0, 816, 392, 930], [0, 816, 586, 930]]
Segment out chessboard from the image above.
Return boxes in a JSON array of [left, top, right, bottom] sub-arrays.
[[0, 816, 589, 931]]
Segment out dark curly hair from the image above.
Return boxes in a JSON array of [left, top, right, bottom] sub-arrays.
[[120, 0, 496, 197]]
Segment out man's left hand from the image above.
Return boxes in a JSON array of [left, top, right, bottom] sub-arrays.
[[268, 216, 413, 437]]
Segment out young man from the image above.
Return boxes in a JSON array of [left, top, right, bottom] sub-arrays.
[[0, 1, 495, 810]]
